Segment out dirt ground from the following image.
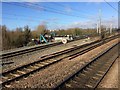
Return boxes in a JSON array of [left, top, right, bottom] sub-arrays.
[[6, 38, 119, 88], [2, 37, 98, 73], [97, 57, 119, 88]]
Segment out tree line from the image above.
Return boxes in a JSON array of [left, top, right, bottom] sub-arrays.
[[1, 24, 98, 51], [1, 25, 32, 50]]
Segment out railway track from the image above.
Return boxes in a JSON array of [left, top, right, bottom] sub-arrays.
[[0, 38, 82, 60], [1, 34, 119, 88], [54, 42, 119, 89], [0, 39, 79, 60], [0, 34, 119, 60], [0, 42, 62, 60]]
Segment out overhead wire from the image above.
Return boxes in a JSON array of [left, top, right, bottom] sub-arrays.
[[50, 2, 96, 16], [104, 0, 120, 13], [28, 2, 96, 18], [4, 2, 80, 18], [2, 2, 102, 29], [2, 16, 40, 22], [103, 0, 118, 29], [4, 2, 97, 20], [27, 2, 98, 19]]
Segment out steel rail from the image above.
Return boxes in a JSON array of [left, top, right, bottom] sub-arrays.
[[1, 34, 119, 60], [1, 35, 119, 88], [0, 38, 81, 60], [54, 42, 119, 89], [1, 40, 101, 87]]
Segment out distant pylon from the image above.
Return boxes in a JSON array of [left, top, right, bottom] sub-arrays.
[[110, 24, 112, 34], [99, 9, 102, 35], [97, 23, 99, 34]]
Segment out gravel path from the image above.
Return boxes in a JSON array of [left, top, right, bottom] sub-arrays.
[[97, 57, 119, 88], [7, 38, 119, 88], [2, 37, 98, 73]]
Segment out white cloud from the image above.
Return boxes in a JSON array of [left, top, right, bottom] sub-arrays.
[[51, 17, 118, 30], [64, 6, 72, 13], [102, 18, 118, 28], [40, 18, 58, 24]]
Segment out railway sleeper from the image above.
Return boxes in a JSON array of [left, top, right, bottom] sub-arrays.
[[16, 70, 26, 74], [84, 76, 102, 88], [34, 63, 45, 67], [2, 74, 14, 81], [10, 73, 20, 77], [5, 84, 11, 88], [45, 60, 55, 63], [40, 62, 49, 65], [81, 70, 95, 76], [85, 67, 93, 71], [65, 82, 79, 88], [24, 68, 34, 71], [95, 73, 104, 77], [18, 68, 31, 73], [30, 65, 39, 69], [85, 84, 93, 88], [74, 76, 90, 83]]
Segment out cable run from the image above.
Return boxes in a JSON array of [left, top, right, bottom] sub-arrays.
[[104, 0, 120, 13]]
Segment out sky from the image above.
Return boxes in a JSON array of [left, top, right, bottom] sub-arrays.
[[1, 1, 119, 30]]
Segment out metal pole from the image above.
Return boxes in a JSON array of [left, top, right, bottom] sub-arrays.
[[110, 24, 112, 34], [99, 9, 102, 35], [97, 23, 99, 34]]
